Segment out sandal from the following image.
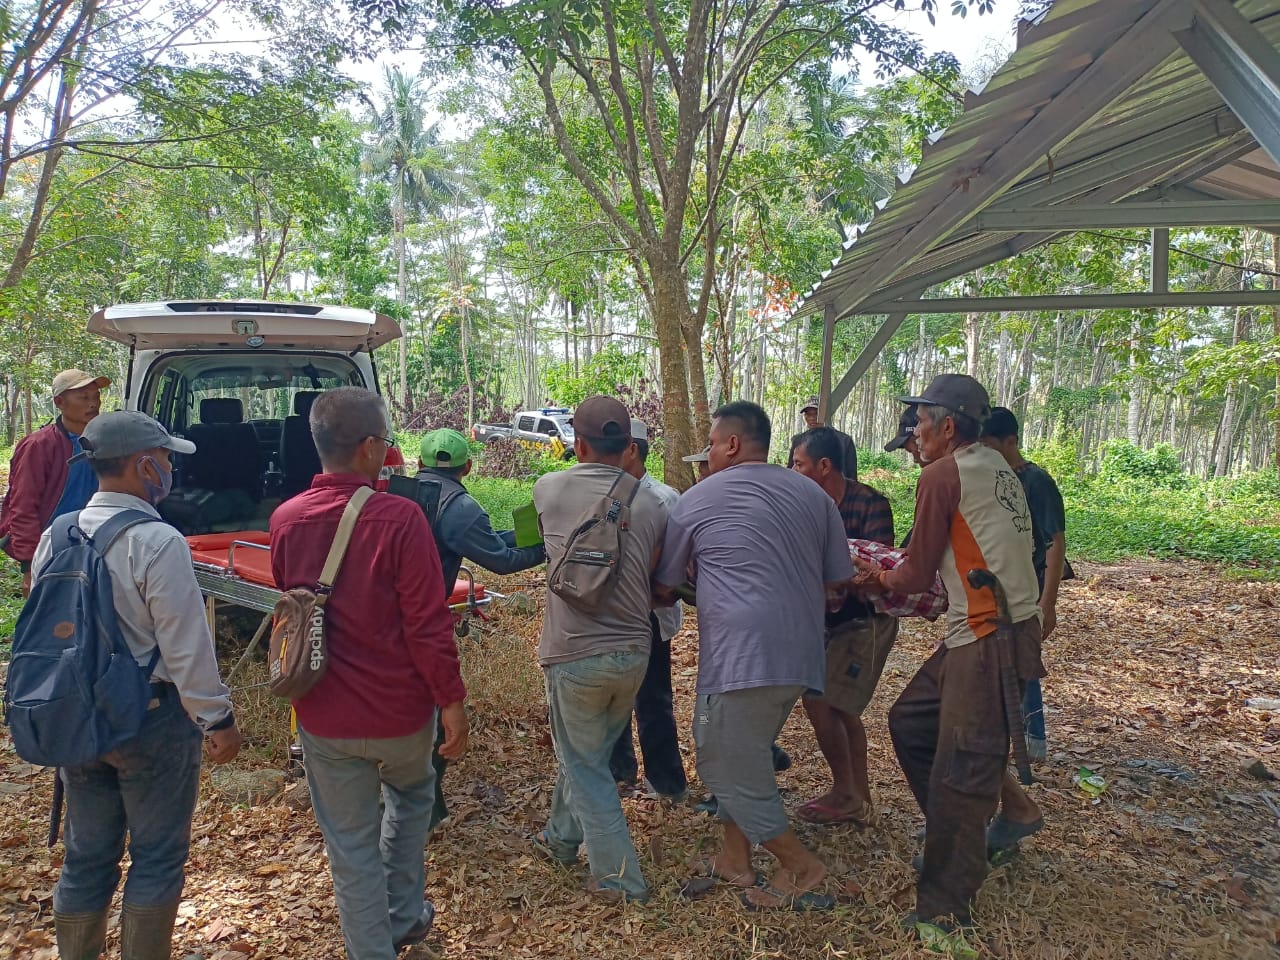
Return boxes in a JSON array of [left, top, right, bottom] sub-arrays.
[[986, 814, 1043, 856], [796, 798, 874, 828], [740, 884, 836, 912], [679, 859, 762, 900]]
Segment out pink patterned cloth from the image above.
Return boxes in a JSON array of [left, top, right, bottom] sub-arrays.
[[848, 539, 949, 621]]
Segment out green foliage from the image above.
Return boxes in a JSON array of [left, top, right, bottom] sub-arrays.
[[465, 477, 538, 529], [451, 456, 1280, 570], [544, 344, 644, 407], [0, 561, 22, 650], [1099, 439, 1190, 489], [1065, 484, 1279, 567], [1025, 430, 1082, 481]]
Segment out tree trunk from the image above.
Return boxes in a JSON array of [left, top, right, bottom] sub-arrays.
[[652, 266, 696, 492], [683, 317, 711, 444], [460, 303, 475, 431], [995, 323, 1011, 404], [393, 180, 408, 407], [1274, 235, 1280, 472], [1216, 304, 1246, 476], [1127, 317, 1142, 444], [965, 312, 981, 378]]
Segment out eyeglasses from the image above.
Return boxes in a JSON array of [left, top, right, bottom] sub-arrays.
[[369, 434, 394, 447]]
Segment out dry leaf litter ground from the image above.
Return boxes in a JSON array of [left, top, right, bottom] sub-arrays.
[[2, 561, 1278, 959]]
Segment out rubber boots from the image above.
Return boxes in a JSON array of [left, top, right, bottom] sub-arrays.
[[120, 899, 179, 960], [53, 908, 108, 960]]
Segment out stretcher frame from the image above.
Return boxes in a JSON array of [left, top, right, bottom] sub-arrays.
[[192, 539, 495, 683]]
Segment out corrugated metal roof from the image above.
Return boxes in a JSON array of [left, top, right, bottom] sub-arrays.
[[794, 0, 1280, 320]]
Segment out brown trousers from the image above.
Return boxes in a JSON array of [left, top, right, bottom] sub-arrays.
[[888, 618, 1044, 921]]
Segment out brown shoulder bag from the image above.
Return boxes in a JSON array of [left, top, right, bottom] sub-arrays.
[[268, 486, 374, 699]]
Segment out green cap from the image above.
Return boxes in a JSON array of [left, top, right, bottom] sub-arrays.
[[419, 428, 470, 468]]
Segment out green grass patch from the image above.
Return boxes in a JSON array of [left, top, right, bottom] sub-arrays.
[[465, 476, 537, 529]]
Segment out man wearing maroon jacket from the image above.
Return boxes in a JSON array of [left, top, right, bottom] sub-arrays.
[[270, 387, 468, 960], [0, 368, 109, 595]]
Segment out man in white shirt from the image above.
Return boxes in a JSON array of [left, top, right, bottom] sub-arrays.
[[33, 411, 241, 960], [608, 420, 687, 802]]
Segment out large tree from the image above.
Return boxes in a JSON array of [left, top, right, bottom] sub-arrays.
[[394, 0, 975, 487]]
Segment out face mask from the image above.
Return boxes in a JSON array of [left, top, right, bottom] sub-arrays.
[[138, 456, 173, 504]]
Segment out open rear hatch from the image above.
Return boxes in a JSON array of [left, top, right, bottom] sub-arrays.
[[89, 301, 401, 351]]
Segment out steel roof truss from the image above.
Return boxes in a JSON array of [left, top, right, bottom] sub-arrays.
[[1176, 0, 1280, 166], [975, 197, 1280, 230]]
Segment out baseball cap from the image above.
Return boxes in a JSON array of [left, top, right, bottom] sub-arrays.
[[682, 444, 711, 463], [570, 395, 630, 441], [884, 406, 919, 452], [800, 394, 820, 412], [630, 418, 648, 441], [419, 428, 470, 468], [70, 411, 195, 463], [52, 369, 110, 399], [899, 374, 991, 423]]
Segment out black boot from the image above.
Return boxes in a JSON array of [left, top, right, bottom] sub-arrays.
[[54, 908, 108, 960], [120, 899, 179, 960]]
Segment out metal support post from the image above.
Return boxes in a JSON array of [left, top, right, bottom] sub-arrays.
[[1152, 228, 1170, 293], [818, 302, 836, 421]]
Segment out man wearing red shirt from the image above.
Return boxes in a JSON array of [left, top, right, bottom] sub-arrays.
[[270, 387, 468, 960]]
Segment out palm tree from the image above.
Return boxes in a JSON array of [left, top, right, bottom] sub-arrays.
[[362, 67, 454, 405]]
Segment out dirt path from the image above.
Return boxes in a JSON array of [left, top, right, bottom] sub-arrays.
[[2, 560, 1277, 959]]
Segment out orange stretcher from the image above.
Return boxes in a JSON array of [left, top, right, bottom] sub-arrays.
[[188, 530, 490, 621]]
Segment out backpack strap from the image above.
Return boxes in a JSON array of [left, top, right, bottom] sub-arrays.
[[47, 511, 88, 559], [602, 469, 642, 524], [435, 486, 467, 529], [315, 485, 375, 605], [88, 509, 162, 556]]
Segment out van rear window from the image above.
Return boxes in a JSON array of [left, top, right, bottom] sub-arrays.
[[140, 352, 363, 433]]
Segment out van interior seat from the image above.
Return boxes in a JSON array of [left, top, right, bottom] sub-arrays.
[[280, 390, 323, 497], [185, 398, 263, 498]]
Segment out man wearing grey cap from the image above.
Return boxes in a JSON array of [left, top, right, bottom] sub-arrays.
[[31, 411, 240, 960], [1, 368, 109, 596], [855, 374, 1042, 935]]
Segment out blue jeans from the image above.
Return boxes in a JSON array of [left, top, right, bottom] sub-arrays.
[[54, 694, 203, 913], [543, 649, 649, 901], [300, 719, 437, 960], [1023, 678, 1047, 759]]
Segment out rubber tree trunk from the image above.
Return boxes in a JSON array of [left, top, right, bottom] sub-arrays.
[[1274, 235, 1280, 472], [1127, 318, 1143, 445], [652, 266, 697, 492], [393, 182, 408, 408]]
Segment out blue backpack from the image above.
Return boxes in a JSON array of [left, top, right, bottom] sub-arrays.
[[4, 509, 161, 767]]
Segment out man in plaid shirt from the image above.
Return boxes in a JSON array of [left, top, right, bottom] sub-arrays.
[[790, 427, 898, 827]]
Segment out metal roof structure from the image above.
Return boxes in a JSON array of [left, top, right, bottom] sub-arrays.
[[799, 0, 1280, 416]]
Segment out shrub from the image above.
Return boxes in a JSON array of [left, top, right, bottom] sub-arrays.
[[473, 437, 537, 479], [1025, 428, 1082, 483], [1099, 439, 1189, 488]]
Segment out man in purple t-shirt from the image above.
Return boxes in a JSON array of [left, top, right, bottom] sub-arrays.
[[655, 401, 853, 911]]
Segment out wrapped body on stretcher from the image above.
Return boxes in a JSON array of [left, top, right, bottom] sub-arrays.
[[186, 530, 493, 623]]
